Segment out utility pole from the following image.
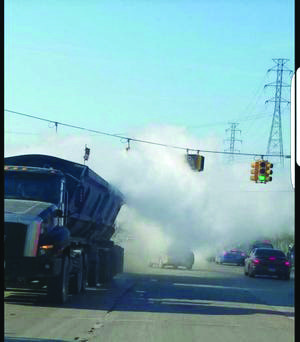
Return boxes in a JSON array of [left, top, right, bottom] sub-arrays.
[[264, 58, 293, 167], [224, 122, 242, 163]]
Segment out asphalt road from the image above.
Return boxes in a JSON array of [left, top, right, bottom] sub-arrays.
[[4, 262, 294, 342]]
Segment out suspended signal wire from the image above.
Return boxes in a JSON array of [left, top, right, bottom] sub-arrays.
[[232, 72, 269, 122], [4, 109, 291, 158], [187, 113, 275, 131], [188, 73, 270, 131], [239, 84, 270, 136]]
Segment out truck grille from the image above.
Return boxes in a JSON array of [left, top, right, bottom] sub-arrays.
[[4, 222, 27, 258]]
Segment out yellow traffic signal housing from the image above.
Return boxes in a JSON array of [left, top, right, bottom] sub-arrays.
[[186, 154, 205, 172], [250, 160, 273, 184], [250, 161, 259, 182], [258, 160, 267, 183], [265, 161, 273, 182]]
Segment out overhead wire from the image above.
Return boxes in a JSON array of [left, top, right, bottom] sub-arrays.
[[238, 73, 270, 137], [4, 109, 291, 158], [233, 71, 269, 123]]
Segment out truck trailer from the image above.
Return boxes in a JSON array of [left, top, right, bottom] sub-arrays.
[[4, 154, 125, 304]]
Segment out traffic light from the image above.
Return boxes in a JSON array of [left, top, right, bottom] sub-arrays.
[[258, 160, 266, 183], [250, 159, 273, 184], [195, 155, 205, 171], [186, 154, 205, 172], [265, 161, 273, 182], [250, 161, 259, 182]]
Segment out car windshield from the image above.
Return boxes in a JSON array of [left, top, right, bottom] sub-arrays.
[[255, 249, 286, 257], [5, 171, 62, 204], [252, 243, 274, 249]]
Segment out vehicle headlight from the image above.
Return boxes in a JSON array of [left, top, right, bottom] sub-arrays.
[[39, 244, 54, 256]]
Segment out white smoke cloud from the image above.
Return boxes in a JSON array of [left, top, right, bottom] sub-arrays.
[[4, 125, 294, 269]]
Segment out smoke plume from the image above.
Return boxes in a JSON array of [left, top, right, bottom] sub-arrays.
[[5, 125, 294, 270]]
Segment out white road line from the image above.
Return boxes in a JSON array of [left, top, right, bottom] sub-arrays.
[[173, 283, 251, 291], [148, 297, 294, 315]]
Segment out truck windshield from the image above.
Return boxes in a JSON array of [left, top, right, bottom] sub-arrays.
[[5, 171, 62, 204]]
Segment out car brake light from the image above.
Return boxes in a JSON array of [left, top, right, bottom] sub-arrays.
[[285, 261, 290, 266], [269, 257, 276, 261], [253, 259, 260, 264]]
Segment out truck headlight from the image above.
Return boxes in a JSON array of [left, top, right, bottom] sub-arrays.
[[39, 244, 54, 256]]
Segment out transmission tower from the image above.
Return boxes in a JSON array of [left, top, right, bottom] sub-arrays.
[[264, 58, 293, 166], [224, 122, 242, 163]]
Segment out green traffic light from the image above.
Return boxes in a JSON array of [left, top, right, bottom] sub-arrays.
[[258, 175, 266, 181]]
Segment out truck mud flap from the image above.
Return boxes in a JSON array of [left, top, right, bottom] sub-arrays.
[[47, 255, 70, 304]]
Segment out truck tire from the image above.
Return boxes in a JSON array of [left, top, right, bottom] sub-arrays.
[[47, 255, 69, 304], [81, 254, 88, 292], [112, 245, 124, 275], [69, 255, 83, 295], [87, 261, 98, 287], [98, 249, 113, 283]]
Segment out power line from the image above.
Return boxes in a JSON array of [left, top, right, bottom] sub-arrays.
[[4, 109, 291, 158], [231, 71, 269, 123]]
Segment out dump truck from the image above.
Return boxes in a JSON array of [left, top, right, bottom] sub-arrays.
[[4, 154, 125, 304]]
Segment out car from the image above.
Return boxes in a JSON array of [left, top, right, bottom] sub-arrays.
[[152, 248, 195, 270], [215, 249, 247, 266], [248, 241, 274, 253], [244, 248, 291, 280]]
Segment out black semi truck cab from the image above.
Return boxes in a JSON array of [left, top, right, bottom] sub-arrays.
[[4, 155, 125, 304]]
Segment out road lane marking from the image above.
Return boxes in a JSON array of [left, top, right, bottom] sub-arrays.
[[173, 283, 251, 291], [148, 297, 294, 311]]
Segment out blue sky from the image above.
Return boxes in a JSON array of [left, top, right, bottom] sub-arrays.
[[5, 0, 295, 159], [4, 1, 295, 249]]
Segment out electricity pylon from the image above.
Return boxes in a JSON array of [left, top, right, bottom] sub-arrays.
[[224, 122, 242, 163], [264, 58, 293, 166]]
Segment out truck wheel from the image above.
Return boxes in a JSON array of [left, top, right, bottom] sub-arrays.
[[47, 255, 69, 304], [69, 255, 83, 295], [98, 250, 113, 283], [81, 254, 88, 292], [87, 262, 98, 287]]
